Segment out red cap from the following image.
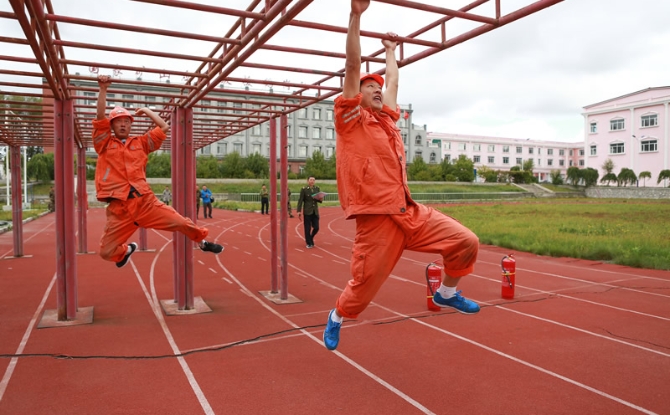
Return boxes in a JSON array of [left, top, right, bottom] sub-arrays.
[[359, 73, 384, 88]]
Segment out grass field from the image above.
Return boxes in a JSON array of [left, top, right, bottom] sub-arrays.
[[436, 199, 670, 270]]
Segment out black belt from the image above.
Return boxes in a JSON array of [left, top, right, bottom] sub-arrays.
[[127, 188, 142, 199]]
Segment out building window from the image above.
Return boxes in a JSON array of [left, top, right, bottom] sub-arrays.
[[430, 152, 437, 163], [487, 145, 495, 152], [547, 149, 553, 155], [537, 148, 542, 155], [122, 94, 134, 104], [503, 145, 510, 153], [640, 139, 658, 152], [233, 143, 243, 154], [326, 109, 333, 121], [252, 125, 261, 136], [610, 118, 624, 131], [298, 108, 308, 119], [444, 154, 451, 163], [299, 126, 308, 138], [402, 133, 407, 144], [528, 148, 534, 154], [414, 151, 423, 160], [415, 135, 422, 145], [313, 145, 322, 155], [590, 122, 597, 133], [252, 144, 261, 154], [641, 114, 657, 128], [559, 160, 564, 166], [579, 160, 584, 166], [579, 149, 584, 156], [516, 158, 522, 165], [488, 156, 494, 164], [326, 128, 334, 140], [559, 149, 565, 156], [312, 108, 321, 120], [609, 142, 625, 154], [547, 159, 553, 166], [569, 160, 573, 166], [286, 124, 292, 138], [299, 146, 308, 157], [537, 159, 541, 166], [473, 144, 481, 152], [502, 157, 509, 164], [217, 143, 227, 155], [590, 145, 597, 156], [516, 146, 522, 154], [473, 155, 480, 163], [569, 149, 574, 156], [444, 142, 451, 150], [325, 147, 334, 158], [312, 127, 321, 139], [458, 143, 466, 151]]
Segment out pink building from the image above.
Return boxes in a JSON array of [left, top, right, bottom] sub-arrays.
[[583, 87, 670, 187], [427, 132, 583, 183]]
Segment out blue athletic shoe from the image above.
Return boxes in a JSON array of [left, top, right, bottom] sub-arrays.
[[323, 309, 342, 350], [433, 291, 480, 314]]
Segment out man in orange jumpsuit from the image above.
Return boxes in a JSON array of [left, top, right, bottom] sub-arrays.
[[323, 0, 480, 351], [93, 75, 223, 268]]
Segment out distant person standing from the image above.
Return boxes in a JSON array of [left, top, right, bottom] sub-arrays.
[[196, 187, 201, 219], [162, 186, 172, 206], [296, 176, 323, 248], [200, 185, 213, 219], [260, 184, 269, 215], [287, 188, 294, 218]]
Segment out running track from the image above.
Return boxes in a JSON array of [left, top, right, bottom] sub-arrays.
[[1, 207, 669, 414]]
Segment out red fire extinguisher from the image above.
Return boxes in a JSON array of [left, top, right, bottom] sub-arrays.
[[501, 255, 516, 299], [425, 263, 442, 311]]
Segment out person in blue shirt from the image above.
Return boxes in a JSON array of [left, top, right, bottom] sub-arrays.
[[200, 185, 213, 219]]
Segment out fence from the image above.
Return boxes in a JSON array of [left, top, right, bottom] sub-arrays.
[[238, 192, 534, 203]]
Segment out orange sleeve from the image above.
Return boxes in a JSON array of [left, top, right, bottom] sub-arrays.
[[92, 118, 111, 154], [139, 126, 167, 153], [334, 93, 363, 135]]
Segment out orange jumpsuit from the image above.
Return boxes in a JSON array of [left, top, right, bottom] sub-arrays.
[[93, 118, 208, 263], [333, 93, 479, 319]]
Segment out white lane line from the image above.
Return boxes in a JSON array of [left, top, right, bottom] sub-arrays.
[[209, 268, 217, 274], [222, 277, 233, 284], [132, 242, 214, 415], [0, 273, 57, 403], [469, 273, 670, 322]]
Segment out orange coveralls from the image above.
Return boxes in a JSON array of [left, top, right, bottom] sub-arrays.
[[93, 118, 208, 263], [333, 93, 479, 319]]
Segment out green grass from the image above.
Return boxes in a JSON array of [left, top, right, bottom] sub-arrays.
[[0, 208, 48, 223], [538, 183, 583, 193], [436, 199, 670, 270]]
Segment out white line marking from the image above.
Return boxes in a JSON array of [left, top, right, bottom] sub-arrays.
[[209, 268, 217, 274], [0, 273, 57, 403]]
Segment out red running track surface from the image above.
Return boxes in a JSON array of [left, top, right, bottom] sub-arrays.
[[0, 207, 669, 414]]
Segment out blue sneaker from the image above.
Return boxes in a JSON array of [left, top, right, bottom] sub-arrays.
[[433, 291, 480, 314], [323, 309, 342, 350]]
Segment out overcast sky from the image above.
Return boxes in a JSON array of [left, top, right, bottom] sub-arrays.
[[1, 0, 669, 143]]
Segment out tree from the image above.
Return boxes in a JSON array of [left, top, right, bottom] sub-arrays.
[[509, 165, 525, 184], [617, 168, 637, 187], [220, 152, 246, 178], [304, 150, 329, 179], [146, 153, 171, 177], [196, 155, 221, 178], [245, 152, 269, 178], [26, 152, 54, 182], [657, 169, 670, 187], [600, 173, 617, 186], [550, 169, 563, 185], [478, 165, 498, 183], [638, 171, 652, 187], [566, 166, 581, 186], [581, 167, 599, 187], [407, 155, 428, 181], [601, 158, 615, 175], [452, 155, 475, 182]]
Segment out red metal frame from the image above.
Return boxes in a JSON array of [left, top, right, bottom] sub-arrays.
[[0, 0, 564, 315]]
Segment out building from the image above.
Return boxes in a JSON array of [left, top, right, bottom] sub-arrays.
[[427, 132, 583, 182], [583, 87, 670, 187], [69, 79, 431, 174]]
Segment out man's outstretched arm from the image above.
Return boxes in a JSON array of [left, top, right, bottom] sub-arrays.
[[343, 0, 370, 99], [382, 33, 399, 110], [96, 75, 111, 120]]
